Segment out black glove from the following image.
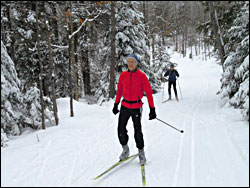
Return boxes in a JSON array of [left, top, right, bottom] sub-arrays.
[[149, 107, 156, 120], [112, 102, 120, 115]]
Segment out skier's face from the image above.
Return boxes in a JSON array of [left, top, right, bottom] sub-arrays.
[[127, 58, 137, 71], [170, 67, 174, 71]]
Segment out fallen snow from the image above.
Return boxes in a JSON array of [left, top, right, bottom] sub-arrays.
[[1, 48, 249, 187]]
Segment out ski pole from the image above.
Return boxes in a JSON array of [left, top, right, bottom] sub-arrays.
[[177, 79, 183, 100], [156, 118, 184, 133], [162, 82, 165, 103]]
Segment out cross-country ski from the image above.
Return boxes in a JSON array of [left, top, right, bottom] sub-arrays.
[[93, 154, 139, 180]]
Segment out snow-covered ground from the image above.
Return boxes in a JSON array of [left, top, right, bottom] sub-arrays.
[[1, 49, 249, 187]]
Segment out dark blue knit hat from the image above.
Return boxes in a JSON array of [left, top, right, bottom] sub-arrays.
[[170, 64, 174, 68], [127, 54, 140, 63]]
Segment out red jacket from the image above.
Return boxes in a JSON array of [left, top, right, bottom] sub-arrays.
[[115, 68, 155, 109]]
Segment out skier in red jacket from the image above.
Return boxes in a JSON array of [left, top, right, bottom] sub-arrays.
[[112, 54, 157, 165]]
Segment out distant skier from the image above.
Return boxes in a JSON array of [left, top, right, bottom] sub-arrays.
[[164, 64, 180, 101], [112, 54, 157, 165]]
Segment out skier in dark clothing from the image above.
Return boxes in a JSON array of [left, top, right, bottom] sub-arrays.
[[164, 64, 180, 101], [112, 54, 157, 165]]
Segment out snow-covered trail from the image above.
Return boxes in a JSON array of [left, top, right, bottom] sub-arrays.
[[1, 51, 249, 187]]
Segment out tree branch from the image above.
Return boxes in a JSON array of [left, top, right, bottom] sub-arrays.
[[69, 11, 101, 39]]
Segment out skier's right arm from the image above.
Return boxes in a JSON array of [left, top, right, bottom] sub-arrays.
[[114, 73, 123, 104], [164, 70, 169, 77], [113, 73, 123, 115]]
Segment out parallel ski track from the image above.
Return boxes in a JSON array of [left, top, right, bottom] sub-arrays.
[[34, 134, 57, 187], [172, 80, 208, 186]]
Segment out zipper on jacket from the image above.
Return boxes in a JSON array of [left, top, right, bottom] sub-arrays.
[[130, 72, 132, 108]]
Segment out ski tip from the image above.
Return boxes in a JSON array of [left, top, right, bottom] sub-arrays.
[[181, 130, 184, 133]]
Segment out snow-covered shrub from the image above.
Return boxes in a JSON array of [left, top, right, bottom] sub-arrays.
[[22, 86, 55, 129], [1, 129, 9, 147]]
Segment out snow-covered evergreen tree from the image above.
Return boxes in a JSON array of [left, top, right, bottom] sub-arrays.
[[220, 1, 249, 120], [1, 41, 55, 147], [1, 1, 69, 97], [151, 36, 172, 85], [115, 2, 150, 71], [1, 41, 23, 141]]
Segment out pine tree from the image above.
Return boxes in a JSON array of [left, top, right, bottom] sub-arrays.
[[1, 41, 23, 140], [115, 2, 150, 73], [220, 1, 249, 120], [151, 44, 172, 83], [1, 40, 55, 147]]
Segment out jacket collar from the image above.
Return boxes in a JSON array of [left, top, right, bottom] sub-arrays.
[[128, 68, 138, 73]]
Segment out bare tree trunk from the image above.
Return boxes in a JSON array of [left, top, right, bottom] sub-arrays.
[[7, 4, 15, 61], [209, 1, 225, 72], [74, 23, 80, 98], [68, 2, 74, 117], [109, 1, 116, 99], [52, 4, 59, 43], [190, 35, 193, 59], [175, 3, 178, 52], [46, 20, 59, 125], [82, 26, 90, 95], [182, 30, 185, 57], [204, 40, 207, 61], [208, 43, 211, 59], [72, 22, 79, 101], [201, 33, 204, 59], [203, 10, 207, 61], [85, 44, 90, 95], [204, 33, 207, 61], [152, 35, 155, 59], [35, 2, 45, 129], [56, 4, 62, 43], [198, 34, 201, 55], [143, 1, 150, 47], [175, 33, 178, 52], [80, 49, 85, 97], [184, 25, 188, 57], [195, 34, 198, 56]]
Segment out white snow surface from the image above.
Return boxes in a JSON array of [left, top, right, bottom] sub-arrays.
[[1, 49, 249, 187]]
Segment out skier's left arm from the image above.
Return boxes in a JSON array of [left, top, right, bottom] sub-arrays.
[[175, 70, 180, 77], [142, 74, 155, 108], [142, 74, 157, 120]]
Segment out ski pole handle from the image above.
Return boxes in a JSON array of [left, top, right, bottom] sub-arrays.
[[156, 118, 184, 133]]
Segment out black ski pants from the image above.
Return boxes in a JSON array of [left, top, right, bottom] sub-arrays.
[[168, 80, 177, 96], [118, 105, 144, 149]]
